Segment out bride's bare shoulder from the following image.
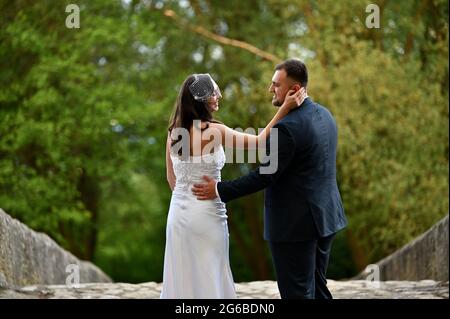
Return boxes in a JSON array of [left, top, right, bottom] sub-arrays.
[[207, 122, 227, 132]]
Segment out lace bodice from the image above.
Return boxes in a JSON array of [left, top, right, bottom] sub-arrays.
[[170, 144, 225, 194]]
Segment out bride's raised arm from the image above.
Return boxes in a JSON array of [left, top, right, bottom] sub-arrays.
[[208, 88, 306, 149]]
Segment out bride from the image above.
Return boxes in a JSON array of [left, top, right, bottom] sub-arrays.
[[161, 73, 306, 298]]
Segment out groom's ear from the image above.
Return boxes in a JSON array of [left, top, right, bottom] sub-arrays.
[[291, 84, 301, 92]]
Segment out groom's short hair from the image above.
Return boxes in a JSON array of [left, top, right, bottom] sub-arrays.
[[275, 59, 308, 88]]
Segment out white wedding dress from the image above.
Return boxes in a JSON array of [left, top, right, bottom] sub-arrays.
[[160, 144, 237, 299]]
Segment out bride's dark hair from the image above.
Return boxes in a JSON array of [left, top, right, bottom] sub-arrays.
[[168, 75, 221, 153]]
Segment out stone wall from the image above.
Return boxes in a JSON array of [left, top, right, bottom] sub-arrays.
[[0, 209, 111, 288], [356, 214, 449, 281]]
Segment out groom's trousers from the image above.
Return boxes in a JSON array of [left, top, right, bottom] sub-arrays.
[[268, 233, 336, 299]]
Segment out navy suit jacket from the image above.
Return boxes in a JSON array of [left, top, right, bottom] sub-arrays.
[[217, 98, 348, 242]]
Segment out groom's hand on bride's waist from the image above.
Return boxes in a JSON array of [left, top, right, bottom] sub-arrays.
[[192, 176, 219, 200]]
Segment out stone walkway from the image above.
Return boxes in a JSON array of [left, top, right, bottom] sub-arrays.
[[0, 280, 448, 299]]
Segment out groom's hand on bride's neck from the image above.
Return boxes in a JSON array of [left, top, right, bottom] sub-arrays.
[[192, 176, 218, 200]]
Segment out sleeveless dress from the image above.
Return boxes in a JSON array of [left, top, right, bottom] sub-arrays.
[[160, 144, 237, 298]]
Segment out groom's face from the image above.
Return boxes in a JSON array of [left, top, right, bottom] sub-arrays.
[[269, 69, 292, 107]]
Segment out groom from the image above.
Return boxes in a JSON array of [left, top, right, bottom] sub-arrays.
[[192, 59, 348, 299]]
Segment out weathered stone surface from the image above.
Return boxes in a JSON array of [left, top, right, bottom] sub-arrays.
[[355, 214, 449, 281], [0, 280, 447, 299], [0, 209, 111, 288]]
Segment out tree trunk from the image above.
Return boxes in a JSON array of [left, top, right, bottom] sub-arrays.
[[346, 229, 369, 271], [243, 194, 271, 279], [77, 169, 100, 261]]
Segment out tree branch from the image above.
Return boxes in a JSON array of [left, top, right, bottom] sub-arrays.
[[163, 9, 282, 63]]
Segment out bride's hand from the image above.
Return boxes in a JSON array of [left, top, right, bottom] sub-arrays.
[[280, 87, 307, 112]]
